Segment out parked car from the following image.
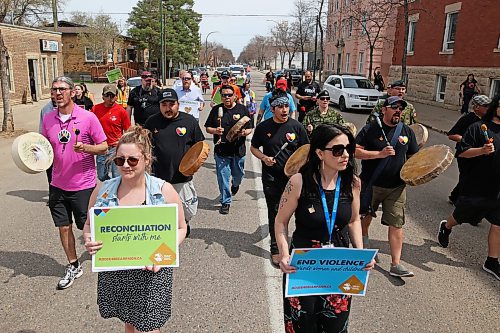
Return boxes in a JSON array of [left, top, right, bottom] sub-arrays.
[[323, 74, 383, 112], [216, 66, 229, 73], [284, 69, 302, 86], [127, 76, 142, 88], [229, 64, 245, 76]]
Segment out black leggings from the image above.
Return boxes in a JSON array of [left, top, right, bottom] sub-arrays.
[[262, 178, 287, 254]]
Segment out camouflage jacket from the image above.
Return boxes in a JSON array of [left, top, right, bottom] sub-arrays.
[[302, 106, 345, 131], [367, 96, 418, 125]]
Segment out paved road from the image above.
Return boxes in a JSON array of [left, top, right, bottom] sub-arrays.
[[0, 73, 498, 333]]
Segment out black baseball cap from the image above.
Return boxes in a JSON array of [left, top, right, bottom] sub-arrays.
[[383, 96, 407, 108], [159, 88, 178, 102], [317, 90, 330, 98], [221, 70, 230, 78]]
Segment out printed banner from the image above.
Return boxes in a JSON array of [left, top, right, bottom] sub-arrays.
[[285, 247, 378, 297], [90, 205, 178, 272]]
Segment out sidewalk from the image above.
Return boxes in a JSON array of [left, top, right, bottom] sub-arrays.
[[411, 101, 461, 135]]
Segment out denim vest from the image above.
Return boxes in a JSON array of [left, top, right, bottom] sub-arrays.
[[95, 173, 166, 207]]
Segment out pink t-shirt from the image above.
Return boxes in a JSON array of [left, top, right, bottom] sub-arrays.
[[42, 104, 107, 191]]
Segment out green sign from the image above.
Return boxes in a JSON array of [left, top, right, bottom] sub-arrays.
[[105, 68, 123, 83], [90, 205, 178, 272], [212, 89, 222, 105]]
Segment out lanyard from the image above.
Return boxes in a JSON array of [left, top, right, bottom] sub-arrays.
[[318, 175, 341, 245]]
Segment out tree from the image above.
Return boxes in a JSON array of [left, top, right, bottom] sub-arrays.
[[291, 0, 315, 72], [0, 30, 14, 132], [73, 13, 120, 66], [238, 35, 274, 69], [0, 0, 65, 26], [128, 0, 201, 71], [348, 0, 397, 81], [271, 20, 300, 70]]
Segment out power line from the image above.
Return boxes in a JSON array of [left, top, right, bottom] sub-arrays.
[[38, 11, 296, 18]]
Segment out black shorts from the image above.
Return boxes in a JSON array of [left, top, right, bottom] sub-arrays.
[[452, 196, 500, 226], [48, 185, 94, 230]]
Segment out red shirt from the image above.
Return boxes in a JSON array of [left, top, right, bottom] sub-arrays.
[[91, 103, 131, 146]]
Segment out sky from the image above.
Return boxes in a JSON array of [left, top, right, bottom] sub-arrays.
[[60, 0, 297, 58]]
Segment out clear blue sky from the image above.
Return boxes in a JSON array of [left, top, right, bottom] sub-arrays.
[[61, 0, 296, 57]]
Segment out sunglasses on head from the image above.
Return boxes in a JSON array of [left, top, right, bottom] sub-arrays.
[[388, 104, 404, 110], [319, 97, 330, 101], [323, 144, 355, 157], [113, 156, 140, 167], [221, 93, 234, 98]]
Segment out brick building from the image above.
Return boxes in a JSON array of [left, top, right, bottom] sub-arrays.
[[389, 0, 500, 109], [45, 21, 144, 81], [324, 0, 396, 82], [0, 23, 63, 105]]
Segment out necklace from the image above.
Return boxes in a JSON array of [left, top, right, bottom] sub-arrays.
[[57, 112, 73, 152]]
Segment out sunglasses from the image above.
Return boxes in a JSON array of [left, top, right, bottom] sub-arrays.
[[221, 93, 234, 98], [103, 93, 116, 98], [51, 87, 70, 93], [113, 156, 141, 167], [323, 144, 355, 157], [319, 97, 330, 101], [182, 77, 192, 81], [388, 105, 405, 110]]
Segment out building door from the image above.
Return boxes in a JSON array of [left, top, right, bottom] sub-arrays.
[[27, 59, 40, 102]]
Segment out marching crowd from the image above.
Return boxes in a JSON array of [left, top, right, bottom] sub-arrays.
[[37, 67, 499, 332]]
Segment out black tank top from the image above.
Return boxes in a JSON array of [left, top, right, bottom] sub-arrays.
[[292, 176, 352, 249]]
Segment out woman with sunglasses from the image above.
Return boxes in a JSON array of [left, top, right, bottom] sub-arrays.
[[83, 126, 187, 333], [302, 90, 346, 136], [275, 124, 375, 332]]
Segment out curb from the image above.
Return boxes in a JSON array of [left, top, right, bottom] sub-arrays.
[[419, 122, 448, 136]]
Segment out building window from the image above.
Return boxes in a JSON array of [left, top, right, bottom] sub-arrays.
[[361, 14, 367, 35], [333, 22, 338, 41], [117, 49, 123, 63], [358, 52, 364, 74], [407, 21, 417, 54], [345, 53, 350, 72], [331, 54, 335, 71], [443, 12, 458, 51], [348, 17, 353, 37], [41, 57, 49, 87], [6, 55, 14, 92], [335, 0, 339, 10], [52, 58, 58, 80], [436, 75, 447, 102], [85, 47, 103, 62], [490, 79, 500, 98]]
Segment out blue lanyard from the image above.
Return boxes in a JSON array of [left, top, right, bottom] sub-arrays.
[[318, 175, 341, 245]]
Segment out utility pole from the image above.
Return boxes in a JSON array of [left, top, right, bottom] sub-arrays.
[[52, 0, 58, 31], [312, 14, 319, 81], [160, 0, 165, 84]]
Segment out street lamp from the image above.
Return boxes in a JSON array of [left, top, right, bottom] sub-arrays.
[[204, 31, 218, 67]]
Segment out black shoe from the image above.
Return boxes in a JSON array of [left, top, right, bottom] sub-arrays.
[[185, 223, 191, 238], [219, 204, 230, 215], [437, 220, 452, 248], [231, 186, 239, 195], [483, 259, 500, 281]]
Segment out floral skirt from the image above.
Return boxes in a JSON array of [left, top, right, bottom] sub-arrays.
[[283, 280, 352, 333]]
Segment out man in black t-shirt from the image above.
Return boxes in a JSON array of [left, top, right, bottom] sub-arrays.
[[205, 85, 253, 214], [355, 96, 419, 278], [145, 88, 205, 232], [447, 94, 491, 204], [295, 70, 321, 123], [251, 90, 309, 266], [438, 94, 500, 281], [126, 71, 161, 126]]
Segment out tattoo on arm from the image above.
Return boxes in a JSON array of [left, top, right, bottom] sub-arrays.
[[279, 180, 294, 209], [284, 180, 293, 195], [279, 196, 288, 209]]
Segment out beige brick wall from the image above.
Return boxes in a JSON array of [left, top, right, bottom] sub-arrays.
[[0, 24, 63, 106], [389, 65, 500, 110]]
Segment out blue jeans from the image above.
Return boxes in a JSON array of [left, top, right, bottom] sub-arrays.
[[214, 154, 245, 204], [97, 147, 119, 182]]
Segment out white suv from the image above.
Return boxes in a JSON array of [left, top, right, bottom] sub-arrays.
[[323, 74, 383, 112]]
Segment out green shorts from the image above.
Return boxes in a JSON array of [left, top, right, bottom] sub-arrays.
[[371, 185, 406, 228]]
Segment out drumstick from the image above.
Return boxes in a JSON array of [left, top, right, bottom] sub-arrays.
[[216, 107, 223, 145], [273, 142, 289, 159], [75, 128, 80, 143], [375, 117, 390, 146], [481, 124, 494, 143]]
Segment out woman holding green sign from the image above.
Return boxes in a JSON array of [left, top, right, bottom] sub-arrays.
[[84, 126, 187, 333], [275, 124, 375, 333]]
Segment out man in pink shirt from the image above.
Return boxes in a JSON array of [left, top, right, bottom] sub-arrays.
[[42, 76, 107, 289]]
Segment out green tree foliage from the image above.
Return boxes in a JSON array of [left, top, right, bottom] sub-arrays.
[[128, 0, 201, 66]]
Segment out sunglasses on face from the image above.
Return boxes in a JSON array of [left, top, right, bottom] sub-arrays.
[[221, 93, 234, 98], [103, 93, 115, 98], [182, 77, 192, 81], [319, 97, 330, 101], [323, 144, 355, 157], [113, 156, 141, 167], [388, 104, 405, 111]]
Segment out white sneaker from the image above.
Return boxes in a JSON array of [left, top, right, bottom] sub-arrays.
[[57, 264, 83, 290]]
